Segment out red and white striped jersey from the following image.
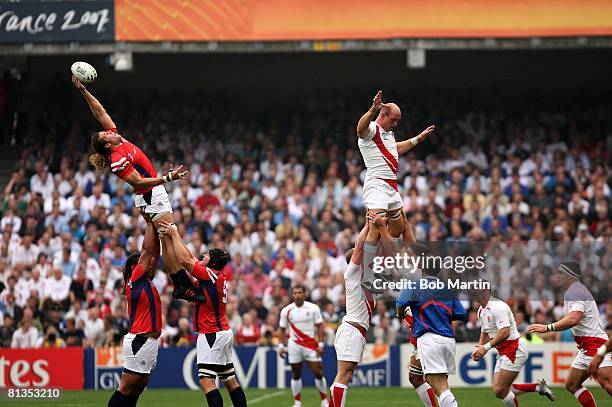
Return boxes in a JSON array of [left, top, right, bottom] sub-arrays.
[[563, 281, 607, 356], [478, 298, 520, 341], [342, 261, 374, 330], [358, 121, 398, 181], [279, 301, 323, 350]]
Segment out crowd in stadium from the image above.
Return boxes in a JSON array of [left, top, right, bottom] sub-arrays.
[[0, 79, 610, 350]]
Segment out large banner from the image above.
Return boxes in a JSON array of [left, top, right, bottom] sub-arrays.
[[0, 347, 84, 389], [115, 0, 612, 42], [0, 0, 114, 43], [85, 342, 594, 389]]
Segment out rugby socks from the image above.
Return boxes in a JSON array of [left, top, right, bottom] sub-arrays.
[[291, 379, 302, 403], [108, 390, 128, 407], [315, 377, 328, 400], [502, 391, 519, 407], [574, 387, 596, 407], [127, 394, 140, 407], [205, 389, 223, 407], [510, 383, 537, 395], [439, 390, 458, 407], [330, 382, 347, 407], [415, 383, 437, 407], [229, 387, 247, 407]]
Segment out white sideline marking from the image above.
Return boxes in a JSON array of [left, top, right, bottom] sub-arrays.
[[250, 390, 286, 404]]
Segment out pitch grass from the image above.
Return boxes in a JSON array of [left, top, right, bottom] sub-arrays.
[[2, 387, 609, 406]]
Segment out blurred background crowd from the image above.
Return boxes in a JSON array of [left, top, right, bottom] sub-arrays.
[[0, 75, 610, 350]]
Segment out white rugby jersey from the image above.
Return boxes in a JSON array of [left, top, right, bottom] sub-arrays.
[[358, 122, 399, 181], [279, 301, 323, 347], [478, 297, 520, 341], [342, 261, 374, 330], [563, 281, 607, 354]]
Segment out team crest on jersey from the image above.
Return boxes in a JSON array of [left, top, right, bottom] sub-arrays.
[[128, 281, 133, 288]]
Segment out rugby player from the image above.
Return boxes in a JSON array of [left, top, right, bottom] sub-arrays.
[[158, 219, 246, 407], [278, 286, 328, 407], [528, 261, 610, 407]]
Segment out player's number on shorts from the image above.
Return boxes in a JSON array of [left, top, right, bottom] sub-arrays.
[[222, 281, 228, 303]]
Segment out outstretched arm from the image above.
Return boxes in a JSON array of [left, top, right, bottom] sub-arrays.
[[357, 91, 383, 139], [396, 125, 435, 155], [72, 76, 116, 130], [121, 165, 188, 190]]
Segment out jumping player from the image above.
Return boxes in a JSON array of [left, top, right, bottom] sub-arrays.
[[278, 286, 328, 407], [72, 76, 198, 302], [528, 261, 610, 407], [108, 217, 161, 407], [356, 90, 434, 238], [589, 336, 612, 396], [158, 219, 246, 407], [472, 286, 554, 406], [396, 243, 467, 407]]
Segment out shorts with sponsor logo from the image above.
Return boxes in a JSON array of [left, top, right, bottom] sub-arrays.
[[334, 322, 366, 363], [135, 185, 173, 215], [494, 339, 527, 373], [417, 332, 456, 375], [363, 178, 403, 211], [288, 340, 321, 364], [571, 349, 612, 370], [197, 329, 234, 365], [123, 333, 159, 375]]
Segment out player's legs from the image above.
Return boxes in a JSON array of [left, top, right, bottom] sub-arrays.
[[200, 377, 223, 407], [108, 372, 148, 407], [386, 207, 404, 238], [409, 355, 437, 407], [290, 362, 304, 406], [493, 369, 520, 406], [330, 360, 357, 407], [565, 367, 596, 406], [306, 360, 328, 404], [596, 366, 612, 396], [425, 374, 457, 407], [223, 376, 247, 407]]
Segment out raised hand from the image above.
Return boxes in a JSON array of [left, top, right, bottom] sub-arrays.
[[372, 90, 383, 111], [72, 75, 85, 92], [168, 164, 189, 182]]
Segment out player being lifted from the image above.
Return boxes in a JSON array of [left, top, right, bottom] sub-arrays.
[[278, 286, 329, 407], [529, 262, 610, 407], [158, 219, 247, 407], [471, 285, 554, 406], [396, 243, 467, 407], [356, 90, 434, 248], [72, 76, 200, 302], [108, 216, 161, 407]]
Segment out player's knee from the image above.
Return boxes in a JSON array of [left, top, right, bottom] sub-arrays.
[[564, 380, 579, 393], [408, 373, 424, 388], [493, 385, 508, 399]]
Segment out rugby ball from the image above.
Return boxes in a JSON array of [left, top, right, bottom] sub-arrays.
[[71, 61, 97, 83]]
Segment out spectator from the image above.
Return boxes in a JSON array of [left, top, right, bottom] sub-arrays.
[[10, 308, 39, 348], [235, 313, 260, 346], [84, 305, 105, 347]]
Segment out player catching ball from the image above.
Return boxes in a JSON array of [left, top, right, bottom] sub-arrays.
[[356, 90, 434, 238], [278, 286, 329, 407], [72, 75, 199, 302], [472, 286, 554, 406]]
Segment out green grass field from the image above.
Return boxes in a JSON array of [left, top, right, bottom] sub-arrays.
[[2, 387, 609, 406]]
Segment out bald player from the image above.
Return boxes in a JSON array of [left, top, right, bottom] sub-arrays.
[[356, 90, 434, 289], [356, 92, 435, 232]]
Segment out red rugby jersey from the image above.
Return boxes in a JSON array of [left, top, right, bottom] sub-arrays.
[[192, 262, 230, 334], [107, 129, 157, 195], [126, 263, 162, 334]]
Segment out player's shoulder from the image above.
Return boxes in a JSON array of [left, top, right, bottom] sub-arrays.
[[280, 303, 295, 314], [303, 301, 320, 310]]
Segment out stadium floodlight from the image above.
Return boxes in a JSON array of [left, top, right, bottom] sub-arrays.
[[406, 48, 426, 69], [109, 51, 133, 71]]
